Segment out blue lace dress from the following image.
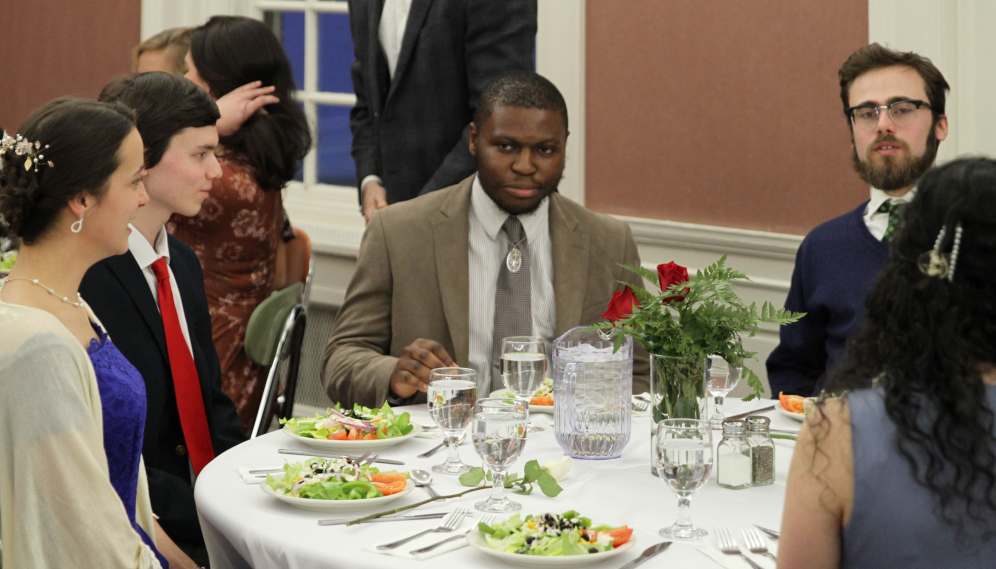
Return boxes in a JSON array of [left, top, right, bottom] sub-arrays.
[[88, 325, 169, 569]]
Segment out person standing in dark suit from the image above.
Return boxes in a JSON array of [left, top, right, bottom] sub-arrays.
[[80, 72, 247, 566], [348, 0, 537, 223]]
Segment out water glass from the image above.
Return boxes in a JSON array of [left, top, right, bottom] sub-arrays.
[[657, 419, 713, 539], [427, 367, 478, 475], [706, 355, 743, 428], [501, 336, 548, 432], [472, 398, 528, 513]]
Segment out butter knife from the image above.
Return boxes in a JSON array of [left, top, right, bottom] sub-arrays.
[[726, 404, 776, 420], [318, 513, 446, 526], [616, 541, 672, 569], [754, 524, 780, 539], [277, 449, 405, 465]]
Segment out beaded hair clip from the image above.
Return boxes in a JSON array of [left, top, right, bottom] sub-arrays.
[[917, 223, 963, 283], [0, 131, 54, 172]]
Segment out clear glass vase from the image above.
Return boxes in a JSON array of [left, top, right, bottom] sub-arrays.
[[650, 354, 707, 476]]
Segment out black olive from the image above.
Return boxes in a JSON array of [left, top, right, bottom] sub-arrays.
[[525, 536, 534, 545], [588, 547, 598, 554]]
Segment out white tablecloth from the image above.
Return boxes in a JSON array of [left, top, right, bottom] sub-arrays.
[[195, 398, 798, 568]]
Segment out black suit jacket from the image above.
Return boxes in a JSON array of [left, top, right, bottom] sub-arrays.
[[80, 234, 245, 548], [348, 0, 536, 204]]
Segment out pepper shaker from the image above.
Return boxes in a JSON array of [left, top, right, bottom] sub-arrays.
[[747, 415, 775, 486]]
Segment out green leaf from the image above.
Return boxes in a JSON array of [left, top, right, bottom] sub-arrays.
[[538, 473, 563, 497], [523, 459, 542, 483], [478, 521, 496, 534], [459, 467, 485, 487]]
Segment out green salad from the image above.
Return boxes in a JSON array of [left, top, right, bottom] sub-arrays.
[[265, 456, 409, 499], [479, 511, 632, 556], [280, 402, 414, 441]]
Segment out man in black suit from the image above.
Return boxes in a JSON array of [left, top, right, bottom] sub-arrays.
[[348, 0, 537, 222], [81, 72, 246, 566]]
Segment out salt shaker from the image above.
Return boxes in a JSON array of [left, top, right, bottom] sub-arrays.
[[716, 418, 751, 489], [747, 415, 775, 486]]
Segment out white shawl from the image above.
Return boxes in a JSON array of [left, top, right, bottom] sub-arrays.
[[0, 300, 161, 569]]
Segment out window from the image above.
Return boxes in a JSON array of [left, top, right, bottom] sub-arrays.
[[256, 1, 357, 190]]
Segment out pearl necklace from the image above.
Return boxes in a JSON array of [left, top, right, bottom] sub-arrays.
[[0, 277, 84, 308]]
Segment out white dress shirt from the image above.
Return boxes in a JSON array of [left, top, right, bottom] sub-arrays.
[[864, 187, 917, 241], [128, 224, 194, 355], [467, 175, 556, 390], [362, 0, 414, 195]]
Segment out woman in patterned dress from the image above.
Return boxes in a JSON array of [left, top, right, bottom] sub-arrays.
[[172, 16, 311, 433]]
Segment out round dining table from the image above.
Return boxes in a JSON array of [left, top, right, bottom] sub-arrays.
[[195, 398, 798, 569]]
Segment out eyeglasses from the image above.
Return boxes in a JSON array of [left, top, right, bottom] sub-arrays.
[[845, 99, 932, 131]]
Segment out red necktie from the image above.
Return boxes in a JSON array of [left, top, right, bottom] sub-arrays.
[[151, 257, 215, 475]]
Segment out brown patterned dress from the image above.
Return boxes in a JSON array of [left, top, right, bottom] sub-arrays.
[[168, 155, 282, 435]]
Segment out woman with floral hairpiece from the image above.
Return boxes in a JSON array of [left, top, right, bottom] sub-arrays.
[[778, 157, 996, 569], [0, 99, 194, 568], [170, 15, 311, 434]]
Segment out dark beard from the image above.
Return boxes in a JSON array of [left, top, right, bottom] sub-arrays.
[[852, 129, 939, 191]]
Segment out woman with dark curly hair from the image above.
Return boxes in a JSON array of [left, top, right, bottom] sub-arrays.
[[171, 16, 311, 433], [778, 157, 996, 568], [0, 99, 192, 568]]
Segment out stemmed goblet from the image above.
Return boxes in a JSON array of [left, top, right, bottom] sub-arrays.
[[706, 355, 743, 428], [427, 367, 478, 475], [501, 336, 548, 432], [472, 397, 528, 513], [657, 419, 713, 539]]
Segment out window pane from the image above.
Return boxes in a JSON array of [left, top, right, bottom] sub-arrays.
[[264, 11, 305, 91], [317, 105, 355, 186], [318, 13, 354, 93]]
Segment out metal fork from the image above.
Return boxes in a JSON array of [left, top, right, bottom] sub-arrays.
[[715, 526, 763, 569], [742, 528, 777, 561], [632, 397, 650, 412], [376, 507, 470, 550], [408, 514, 496, 555]]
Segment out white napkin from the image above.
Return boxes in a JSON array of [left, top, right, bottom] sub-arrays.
[[238, 465, 284, 484], [363, 519, 473, 560], [695, 535, 776, 569]]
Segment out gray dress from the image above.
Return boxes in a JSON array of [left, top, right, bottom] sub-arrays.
[[842, 386, 996, 569]]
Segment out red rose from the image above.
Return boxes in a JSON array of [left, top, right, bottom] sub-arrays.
[[657, 262, 690, 304], [602, 287, 640, 322]]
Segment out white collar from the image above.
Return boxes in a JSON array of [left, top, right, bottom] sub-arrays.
[[868, 186, 917, 213], [470, 174, 550, 242], [128, 224, 170, 270]]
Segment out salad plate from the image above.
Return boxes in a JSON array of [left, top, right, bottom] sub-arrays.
[[261, 479, 415, 512], [281, 403, 422, 450], [283, 422, 422, 450], [489, 390, 554, 415], [777, 404, 805, 422], [466, 530, 635, 567]]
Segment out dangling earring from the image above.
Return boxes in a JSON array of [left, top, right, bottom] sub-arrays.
[[71, 214, 84, 234]]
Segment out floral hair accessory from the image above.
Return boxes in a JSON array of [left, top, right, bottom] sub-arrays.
[[0, 131, 54, 173]]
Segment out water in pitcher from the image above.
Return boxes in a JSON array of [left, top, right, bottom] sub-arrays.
[[553, 328, 632, 459]]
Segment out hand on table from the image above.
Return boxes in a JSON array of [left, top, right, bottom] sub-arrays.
[[215, 81, 279, 136], [363, 181, 388, 224], [389, 339, 457, 399]]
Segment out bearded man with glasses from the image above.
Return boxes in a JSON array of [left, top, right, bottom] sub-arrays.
[[767, 43, 949, 397]]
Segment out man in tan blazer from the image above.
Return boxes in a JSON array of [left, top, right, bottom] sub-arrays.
[[323, 71, 649, 407]]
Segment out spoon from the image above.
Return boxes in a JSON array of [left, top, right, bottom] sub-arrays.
[[409, 469, 438, 499]]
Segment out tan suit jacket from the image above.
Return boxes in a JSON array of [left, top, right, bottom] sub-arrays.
[[322, 174, 650, 408]]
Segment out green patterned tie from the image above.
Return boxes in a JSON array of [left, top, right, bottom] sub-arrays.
[[877, 201, 906, 242]]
